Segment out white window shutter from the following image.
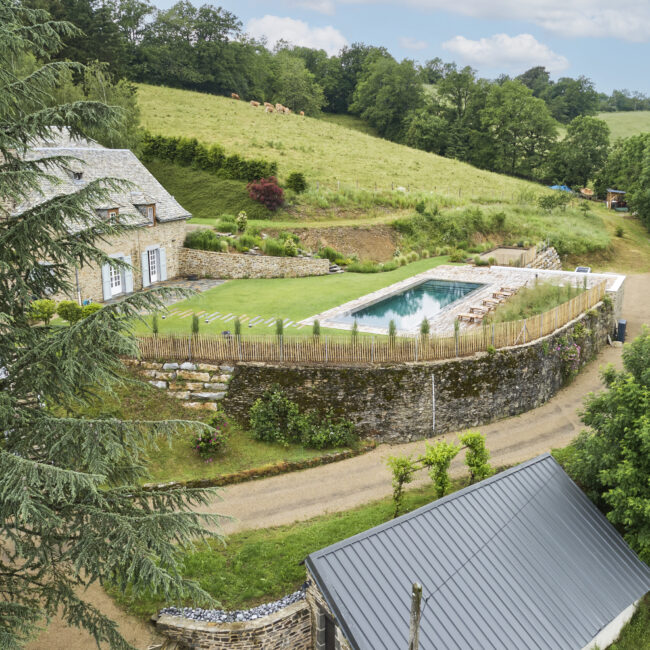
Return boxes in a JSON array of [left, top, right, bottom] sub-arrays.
[[123, 255, 134, 293], [141, 251, 150, 287], [101, 263, 112, 301], [159, 247, 167, 281]]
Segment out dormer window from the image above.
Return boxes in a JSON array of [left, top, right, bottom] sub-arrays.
[[73, 171, 83, 181], [136, 203, 156, 225], [107, 208, 119, 224]]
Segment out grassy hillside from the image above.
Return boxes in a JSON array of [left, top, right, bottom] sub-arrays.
[[598, 111, 650, 140], [137, 83, 543, 200]]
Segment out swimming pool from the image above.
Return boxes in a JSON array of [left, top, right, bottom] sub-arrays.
[[334, 279, 484, 331]]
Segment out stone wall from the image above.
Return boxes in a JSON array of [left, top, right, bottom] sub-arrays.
[[305, 569, 352, 650], [179, 248, 329, 279], [124, 359, 233, 410], [221, 301, 614, 443], [156, 601, 311, 649]]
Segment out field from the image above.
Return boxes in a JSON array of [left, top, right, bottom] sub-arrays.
[[137, 83, 544, 199], [597, 111, 650, 140]]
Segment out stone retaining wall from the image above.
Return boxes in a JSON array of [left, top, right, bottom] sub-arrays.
[[179, 248, 329, 279], [156, 601, 311, 649], [221, 301, 613, 443]]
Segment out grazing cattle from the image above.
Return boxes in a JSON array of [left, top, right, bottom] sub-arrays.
[[275, 103, 284, 112], [299, 111, 305, 116], [231, 92, 240, 100], [283, 107, 291, 114], [263, 102, 273, 108], [250, 100, 260, 107], [264, 105, 275, 113]]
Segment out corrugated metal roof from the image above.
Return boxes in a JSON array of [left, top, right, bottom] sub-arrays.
[[306, 454, 650, 650]]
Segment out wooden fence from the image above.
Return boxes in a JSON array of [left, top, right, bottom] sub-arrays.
[[137, 281, 606, 364]]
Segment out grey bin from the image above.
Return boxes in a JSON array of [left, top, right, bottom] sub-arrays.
[[617, 319, 627, 342]]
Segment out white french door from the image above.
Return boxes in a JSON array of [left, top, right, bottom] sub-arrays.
[[109, 264, 122, 296], [148, 249, 159, 284]]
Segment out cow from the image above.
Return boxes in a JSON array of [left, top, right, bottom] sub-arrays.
[[275, 103, 284, 112], [231, 92, 240, 100], [264, 105, 275, 113], [283, 107, 291, 114], [263, 102, 273, 108], [299, 111, 305, 116], [250, 100, 260, 107]]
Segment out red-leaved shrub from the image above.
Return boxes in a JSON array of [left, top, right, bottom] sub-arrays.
[[247, 176, 284, 210]]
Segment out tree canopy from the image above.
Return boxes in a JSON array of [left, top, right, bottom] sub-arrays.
[[0, 3, 222, 647]]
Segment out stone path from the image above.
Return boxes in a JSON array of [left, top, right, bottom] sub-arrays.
[[25, 273, 650, 649]]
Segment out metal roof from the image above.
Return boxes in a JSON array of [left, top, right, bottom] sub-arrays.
[[305, 454, 650, 650], [606, 188, 626, 194]]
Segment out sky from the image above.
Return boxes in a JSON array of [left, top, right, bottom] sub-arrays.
[[152, 0, 650, 95]]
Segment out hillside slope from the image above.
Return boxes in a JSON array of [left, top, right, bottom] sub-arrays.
[[597, 111, 650, 140], [137, 83, 542, 201]]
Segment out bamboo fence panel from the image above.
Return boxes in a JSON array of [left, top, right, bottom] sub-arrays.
[[136, 281, 606, 364]]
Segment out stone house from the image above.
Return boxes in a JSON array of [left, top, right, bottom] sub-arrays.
[[17, 129, 190, 303], [304, 454, 650, 650]]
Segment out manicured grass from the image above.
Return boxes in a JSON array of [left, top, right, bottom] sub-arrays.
[[70, 371, 339, 484], [137, 83, 544, 200], [110, 476, 470, 618], [597, 111, 650, 140], [136, 256, 451, 337]]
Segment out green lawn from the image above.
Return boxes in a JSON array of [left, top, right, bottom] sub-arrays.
[[137, 256, 451, 337], [598, 111, 650, 140], [109, 477, 470, 618], [70, 371, 343, 484]]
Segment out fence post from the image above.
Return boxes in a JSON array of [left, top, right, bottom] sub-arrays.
[[454, 329, 459, 357], [371, 337, 374, 363], [491, 323, 495, 346], [279, 335, 283, 362], [325, 336, 328, 363], [238, 336, 242, 362], [415, 337, 419, 362], [188, 335, 192, 361]]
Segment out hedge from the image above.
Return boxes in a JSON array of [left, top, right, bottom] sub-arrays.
[[140, 132, 277, 182]]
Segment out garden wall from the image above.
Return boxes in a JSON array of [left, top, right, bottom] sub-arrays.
[[155, 601, 311, 649], [221, 301, 614, 443], [179, 248, 329, 279]]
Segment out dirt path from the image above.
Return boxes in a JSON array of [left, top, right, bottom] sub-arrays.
[[27, 274, 650, 649]]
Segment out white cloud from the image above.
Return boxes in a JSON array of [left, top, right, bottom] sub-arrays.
[[247, 15, 347, 55], [344, 1, 650, 42], [287, 0, 336, 15], [443, 33, 569, 72], [400, 36, 429, 50]]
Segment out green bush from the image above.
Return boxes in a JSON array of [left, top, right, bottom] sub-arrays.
[[216, 219, 236, 233], [194, 411, 229, 460], [317, 246, 346, 264], [346, 260, 382, 273], [285, 172, 307, 194], [56, 300, 82, 324], [283, 238, 298, 257], [421, 249, 430, 259], [616, 226, 625, 237], [236, 211, 248, 232], [185, 229, 228, 251], [449, 249, 467, 263], [249, 386, 356, 449], [474, 256, 489, 267], [81, 303, 102, 318], [29, 299, 56, 325]]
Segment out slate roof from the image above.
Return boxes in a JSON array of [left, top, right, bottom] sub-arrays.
[[305, 454, 650, 650], [16, 128, 191, 225]]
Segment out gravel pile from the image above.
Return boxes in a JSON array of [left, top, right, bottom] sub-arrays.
[[159, 589, 305, 623]]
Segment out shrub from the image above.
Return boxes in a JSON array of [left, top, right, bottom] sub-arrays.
[[81, 303, 102, 318], [247, 176, 284, 211], [219, 240, 229, 252], [185, 229, 227, 251], [415, 200, 426, 214], [449, 249, 467, 263], [236, 211, 248, 232], [407, 251, 419, 262], [616, 226, 624, 237], [396, 255, 407, 266], [420, 318, 430, 337], [538, 193, 570, 212], [381, 260, 398, 272], [474, 255, 489, 267], [312, 319, 320, 338], [194, 411, 229, 460], [29, 299, 56, 325], [152, 313, 159, 335], [299, 411, 356, 450], [421, 249, 430, 259], [491, 211, 506, 230], [262, 237, 284, 257], [216, 219, 236, 233], [56, 300, 82, 324], [346, 260, 382, 273], [191, 314, 199, 335], [234, 317, 241, 336], [488, 257, 496, 265], [317, 246, 345, 264], [249, 386, 302, 446], [286, 171, 307, 194], [275, 318, 284, 337], [283, 238, 298, 257], [238, 233, 261, 250]]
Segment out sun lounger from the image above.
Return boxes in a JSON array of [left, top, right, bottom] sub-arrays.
[[458, 312, 485, 323], [469, 306, 489, 315]]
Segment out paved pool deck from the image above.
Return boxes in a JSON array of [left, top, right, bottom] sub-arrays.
[[301, 265, 625, 336]]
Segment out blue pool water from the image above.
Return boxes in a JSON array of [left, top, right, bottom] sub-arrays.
[[336, 279, 484, 331]]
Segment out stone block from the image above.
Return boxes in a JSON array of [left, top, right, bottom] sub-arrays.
[[141, 361, 161, 370], [220, 365, 235, 373], [163, 362, 179, 371], [185, 382, 205, 391], [197, 363, 223, 372], [192, 392, 225, 401], [148, 380, 167, 389], [142, 369, 158, 378], [186, 401, 218, 411], [168, 382, 186, 391], [170, 391, 190, 400], [180, 362, 197, 371], [177, 370, 210, 382], [209, 374, 231, 384], [204, 382, 228, 391]]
